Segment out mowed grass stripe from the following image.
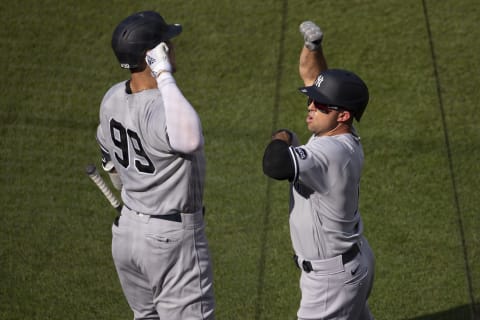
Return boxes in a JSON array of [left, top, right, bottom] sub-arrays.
[[422, 1, 477, 318], [425, 0, 480, 318], [255, 1, 289, 319]]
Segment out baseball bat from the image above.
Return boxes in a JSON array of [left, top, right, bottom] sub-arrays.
[[85, 164, 122, 213]]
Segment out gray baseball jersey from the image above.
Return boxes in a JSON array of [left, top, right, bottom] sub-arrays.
[[96, 81, 205, 215], [288, 132, 364, 260]]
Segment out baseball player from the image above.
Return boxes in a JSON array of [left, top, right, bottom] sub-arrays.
[[96, 11, 215, 319], [262, 21, 375, 319]]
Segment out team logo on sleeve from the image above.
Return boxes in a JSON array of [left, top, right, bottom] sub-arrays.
[[294, 147, 307, 160]]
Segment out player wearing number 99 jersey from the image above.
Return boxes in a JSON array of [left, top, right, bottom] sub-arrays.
[[96, 80, 205, 215], [95, 11, 215, 320]]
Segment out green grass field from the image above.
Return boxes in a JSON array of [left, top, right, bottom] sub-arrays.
[[1, 0, 479, 319]]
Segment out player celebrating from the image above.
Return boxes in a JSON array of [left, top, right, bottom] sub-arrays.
[[96, 11, 215, 319], [262, 21, 375, 319]]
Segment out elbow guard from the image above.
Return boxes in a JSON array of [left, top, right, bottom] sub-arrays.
[[262, 140, 295, 180]]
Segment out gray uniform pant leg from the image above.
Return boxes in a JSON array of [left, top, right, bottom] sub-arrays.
[[112, 209, 215, 320], [297, 237, 375, 320]]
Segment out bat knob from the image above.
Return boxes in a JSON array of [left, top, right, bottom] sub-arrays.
[[85, 164, 97, 175]]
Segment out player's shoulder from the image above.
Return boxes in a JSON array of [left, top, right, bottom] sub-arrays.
[[308, 135, 340, 149], [306, 135, 358, 158], [103, 81, 127, 100], [100, 81, 128, 109]]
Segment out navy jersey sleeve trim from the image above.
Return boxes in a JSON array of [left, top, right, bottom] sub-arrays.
[[288, 146, 300, 182], [96, 136, 112, 170]]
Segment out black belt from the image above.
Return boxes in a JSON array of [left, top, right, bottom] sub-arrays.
[[148, 206, 205, 222], [122, 205, 182, 223], [293, 243, 360, 273], [149, 212, 182, 222], [113, 212, 182, 227]]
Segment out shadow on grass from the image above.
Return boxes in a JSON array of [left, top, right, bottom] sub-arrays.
[[408, 304, 479, 320]]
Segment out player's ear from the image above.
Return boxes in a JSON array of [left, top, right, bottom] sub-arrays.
[[337, 109, 352, 123]]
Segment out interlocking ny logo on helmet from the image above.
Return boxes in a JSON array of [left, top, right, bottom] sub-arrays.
[[314, 74, 324, 88], [299, 69, 369, 121], [111, 11, 182, 69]]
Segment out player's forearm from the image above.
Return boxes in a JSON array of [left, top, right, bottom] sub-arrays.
[[156, 73, 204, 153], [299, 46, 328, 86]]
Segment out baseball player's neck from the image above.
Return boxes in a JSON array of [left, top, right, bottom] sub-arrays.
[[323, 122, 352, 137], [129, 71, 157, 93]]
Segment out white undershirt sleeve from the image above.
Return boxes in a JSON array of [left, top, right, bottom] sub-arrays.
[[155, 72, 204, 154]]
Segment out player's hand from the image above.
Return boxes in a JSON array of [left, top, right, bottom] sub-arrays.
[[145, 42, 172, 77], [299, 21, 323, 51], [272, 129, 299, 146]]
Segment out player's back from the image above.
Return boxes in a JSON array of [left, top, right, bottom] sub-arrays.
[[97, 81, 206, 215]]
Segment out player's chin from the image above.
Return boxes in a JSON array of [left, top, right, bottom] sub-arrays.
[[306, 120, 314, 130], [306, 125, 315, 134]]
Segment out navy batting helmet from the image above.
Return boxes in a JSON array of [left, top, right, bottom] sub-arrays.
[[111, 11, 182, 69], [299, 69, 369, 121]]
